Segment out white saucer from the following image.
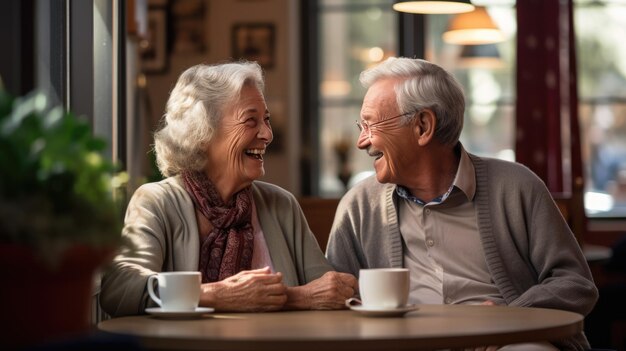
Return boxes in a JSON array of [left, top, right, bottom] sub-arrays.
[[348, 304, 419, 317], [145, 307, 215, 319]]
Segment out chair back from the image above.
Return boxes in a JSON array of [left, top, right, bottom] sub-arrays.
[[552, 191, 586, 247], [298, 197, 340, 251]]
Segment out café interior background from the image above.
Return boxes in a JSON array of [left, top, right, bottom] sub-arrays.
[[1, 0, 625, 234]]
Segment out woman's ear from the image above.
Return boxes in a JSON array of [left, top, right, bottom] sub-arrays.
[[414, 109, 436, 146]]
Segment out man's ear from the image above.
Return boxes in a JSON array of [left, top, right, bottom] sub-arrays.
[[414, 109, 436, 146]]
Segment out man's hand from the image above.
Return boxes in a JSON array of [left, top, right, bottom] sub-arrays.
[[285, 271, 358, 310]]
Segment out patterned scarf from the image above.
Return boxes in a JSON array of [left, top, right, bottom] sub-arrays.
[[182, 171, 254, 283]]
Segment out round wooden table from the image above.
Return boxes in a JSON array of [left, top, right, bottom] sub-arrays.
[[98, 304, 583, 351]]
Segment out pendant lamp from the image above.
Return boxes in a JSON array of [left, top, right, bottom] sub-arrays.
[[442, 6, 505, 45], [393, 0, 475, 15], [459, 44, 503, 69]]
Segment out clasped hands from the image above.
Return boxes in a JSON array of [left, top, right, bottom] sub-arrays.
[[199, 267, 358, 312]]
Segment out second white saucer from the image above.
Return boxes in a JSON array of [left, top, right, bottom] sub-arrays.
[[145, 307, 215, 319], [348, 304, 419, 318]]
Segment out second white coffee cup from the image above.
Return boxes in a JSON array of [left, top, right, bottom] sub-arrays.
[[147, 271, 201, 311], [359, 268, 409, 309]]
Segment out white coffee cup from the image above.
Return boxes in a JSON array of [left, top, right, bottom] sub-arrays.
[[359, 268, 409, 309], [147, 271, 201, 311]]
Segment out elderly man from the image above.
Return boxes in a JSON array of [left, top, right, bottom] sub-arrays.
[[326, 57, 597, 350]]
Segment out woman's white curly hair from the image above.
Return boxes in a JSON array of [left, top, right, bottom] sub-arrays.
[[153, 61, 264, 177]]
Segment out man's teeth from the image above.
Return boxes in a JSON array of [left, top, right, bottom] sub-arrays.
[[246, 149, 265, 155], [370, 152, 383, 160]]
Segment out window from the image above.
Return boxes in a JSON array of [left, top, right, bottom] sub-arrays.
[[425, 2, 517, 163], [312, 0, 626, 222], [316, 0, 398, 197], [575, 0, 626, 217], [33, 0, 124, 164]]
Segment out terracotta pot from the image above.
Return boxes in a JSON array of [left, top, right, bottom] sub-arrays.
[[0, 244, 114, 348]]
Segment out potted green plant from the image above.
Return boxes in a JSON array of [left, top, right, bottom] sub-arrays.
[[0, 90, 124, 348]]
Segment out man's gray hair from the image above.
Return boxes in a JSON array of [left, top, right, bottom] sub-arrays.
[[154, 61, 265, 177], [360, 57, 465, 146]]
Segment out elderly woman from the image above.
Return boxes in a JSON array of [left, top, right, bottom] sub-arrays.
[[100, 62, 357, 317]]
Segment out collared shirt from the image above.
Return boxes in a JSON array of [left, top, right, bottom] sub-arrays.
[[397, 146, 505, 305]]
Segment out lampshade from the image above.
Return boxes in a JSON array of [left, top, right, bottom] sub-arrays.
[[459, 44, 503, 69], [461, 43, 499, 58], [442, 6, 505, 45], [392, 1, 475, 14]]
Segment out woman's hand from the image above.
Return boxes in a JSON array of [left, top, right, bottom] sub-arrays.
[[199, 267, 287, 312], [285, 271, 358, 310]]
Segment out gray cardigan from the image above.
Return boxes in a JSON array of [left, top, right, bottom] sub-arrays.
[[101, 176, 332, 317], [326, 154, 598, 350]]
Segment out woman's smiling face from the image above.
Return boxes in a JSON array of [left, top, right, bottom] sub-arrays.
[[205, 84, 273, 200]]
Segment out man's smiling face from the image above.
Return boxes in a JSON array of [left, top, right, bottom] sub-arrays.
[[357, 78, 419, 185]]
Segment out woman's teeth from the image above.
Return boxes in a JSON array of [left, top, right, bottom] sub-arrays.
[[245, 149, 265, 160]]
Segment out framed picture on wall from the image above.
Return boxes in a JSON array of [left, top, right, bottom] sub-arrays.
[[148, 0, 169, 8], [141, 9, 168, 73], [172, 0, 207, 54], [231, 23, 275, 69]]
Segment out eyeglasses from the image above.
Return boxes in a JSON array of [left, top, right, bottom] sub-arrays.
[[356, 111, 415, 139]]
